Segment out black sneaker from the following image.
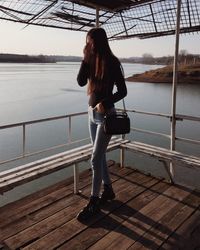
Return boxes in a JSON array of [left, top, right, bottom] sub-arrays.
[[77, 196, 100, 221], [100, 184, 115, 204]]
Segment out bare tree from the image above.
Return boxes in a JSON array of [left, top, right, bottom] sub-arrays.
[[179, 50, 188, 64], [142, 53, 154, 64]]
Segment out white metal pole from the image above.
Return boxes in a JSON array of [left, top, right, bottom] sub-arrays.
[[74, 163, 79, 194], [96, 7, 99, 27], [171, 0, 182, 150], [170, 0, 182, 179], [120, 147, 125, 168], [22, 124, 26, 157]]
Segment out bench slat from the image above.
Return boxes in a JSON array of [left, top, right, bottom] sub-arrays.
[[0, 139, 128, 193], [127, 141, 200, 163], [0, 137, 122, 179], [1, 138, 198, 194], [0, 144, 92, 178], [121, 142, 200, 169]]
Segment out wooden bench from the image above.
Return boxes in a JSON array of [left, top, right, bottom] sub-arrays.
[[1, 137, 199, 195], [120, 141, 200, 182], [0, 137, 128, 194]]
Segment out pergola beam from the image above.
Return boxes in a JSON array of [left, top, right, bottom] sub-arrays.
[[0, 0, 199, 39]]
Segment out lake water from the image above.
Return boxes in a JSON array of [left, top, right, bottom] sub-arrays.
[[0, 62, 200, 205]]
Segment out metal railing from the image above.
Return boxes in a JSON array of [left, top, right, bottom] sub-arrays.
[[0, 111, 88, 165], [123, 108, 200, 147], [0, 108, 200, 167]]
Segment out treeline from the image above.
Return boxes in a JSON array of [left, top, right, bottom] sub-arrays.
[[0, 54, 56, 63], [121, 51, 200, 65], [1, 52, 199, 65], [0, 54, 82, 63]]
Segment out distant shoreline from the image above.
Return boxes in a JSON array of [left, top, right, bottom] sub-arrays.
[[0, 54, 82, 64], [1, 52, 200, 66], [126, 64, 200, 84], [0, 53, 170, 64]]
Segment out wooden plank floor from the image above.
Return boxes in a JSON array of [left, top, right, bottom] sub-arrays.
[[0, 161, 200, 250]]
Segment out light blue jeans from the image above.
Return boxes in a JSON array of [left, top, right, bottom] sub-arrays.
[[88, 106, 114, 197]]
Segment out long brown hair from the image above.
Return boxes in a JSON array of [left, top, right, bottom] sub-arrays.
[[86, 28, 117, 94]]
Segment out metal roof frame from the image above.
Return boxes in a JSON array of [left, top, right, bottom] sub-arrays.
[[0, 0, 199, 40]]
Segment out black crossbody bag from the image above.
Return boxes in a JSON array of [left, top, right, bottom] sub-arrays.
[[103, 99, 130, 135]]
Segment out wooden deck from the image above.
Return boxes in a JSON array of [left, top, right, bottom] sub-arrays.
[[0, 161, 200, 250]]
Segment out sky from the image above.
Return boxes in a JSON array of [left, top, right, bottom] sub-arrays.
[[0, 21, 199, 58]]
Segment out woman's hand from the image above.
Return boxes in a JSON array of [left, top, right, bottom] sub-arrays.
[[83, 41, 93, 63], [83, 44, 90, 63], [95, 102, 105, 114], [83, 36, 94, 63]]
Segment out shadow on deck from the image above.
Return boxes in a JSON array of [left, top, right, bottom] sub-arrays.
[[0, 162, 200, 250]]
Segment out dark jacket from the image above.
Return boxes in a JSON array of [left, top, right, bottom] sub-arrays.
[[77, 58, 127, 109]]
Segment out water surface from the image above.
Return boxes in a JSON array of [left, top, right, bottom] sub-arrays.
[[0, 62, 199, 205]]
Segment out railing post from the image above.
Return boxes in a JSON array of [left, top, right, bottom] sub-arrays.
[[22, 124, 26, 157], [120, 134, 125, 167], [170, 0, 182, 182], [74, 163, 79, 194], [120, 148, 125, 168], [68, 116, 72, 143]]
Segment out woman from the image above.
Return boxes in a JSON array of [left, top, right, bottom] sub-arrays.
[[77, 28, 127, 220]]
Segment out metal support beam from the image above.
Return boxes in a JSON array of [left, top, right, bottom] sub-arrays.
[[96, 7, 99, 27], [120, 148, 125, 168], [149, 3, 158, 32], [160, 160, 174, 184], [120, 13, 128, 35], [171, 0, 182, 151], [120, 134, 125, 167], [22, 124, 26, 157], [74, 163, 79, 194], [170, 0, 182, 180]]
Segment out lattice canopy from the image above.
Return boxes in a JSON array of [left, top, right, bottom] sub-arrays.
[[0, 0, 200, 39]]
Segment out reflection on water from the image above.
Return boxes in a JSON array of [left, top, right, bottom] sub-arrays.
[[60, 88, 84, 92], [0, 62, 200, 205]]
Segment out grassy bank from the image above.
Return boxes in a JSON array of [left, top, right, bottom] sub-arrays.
[[126, 64, 200, 84]]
